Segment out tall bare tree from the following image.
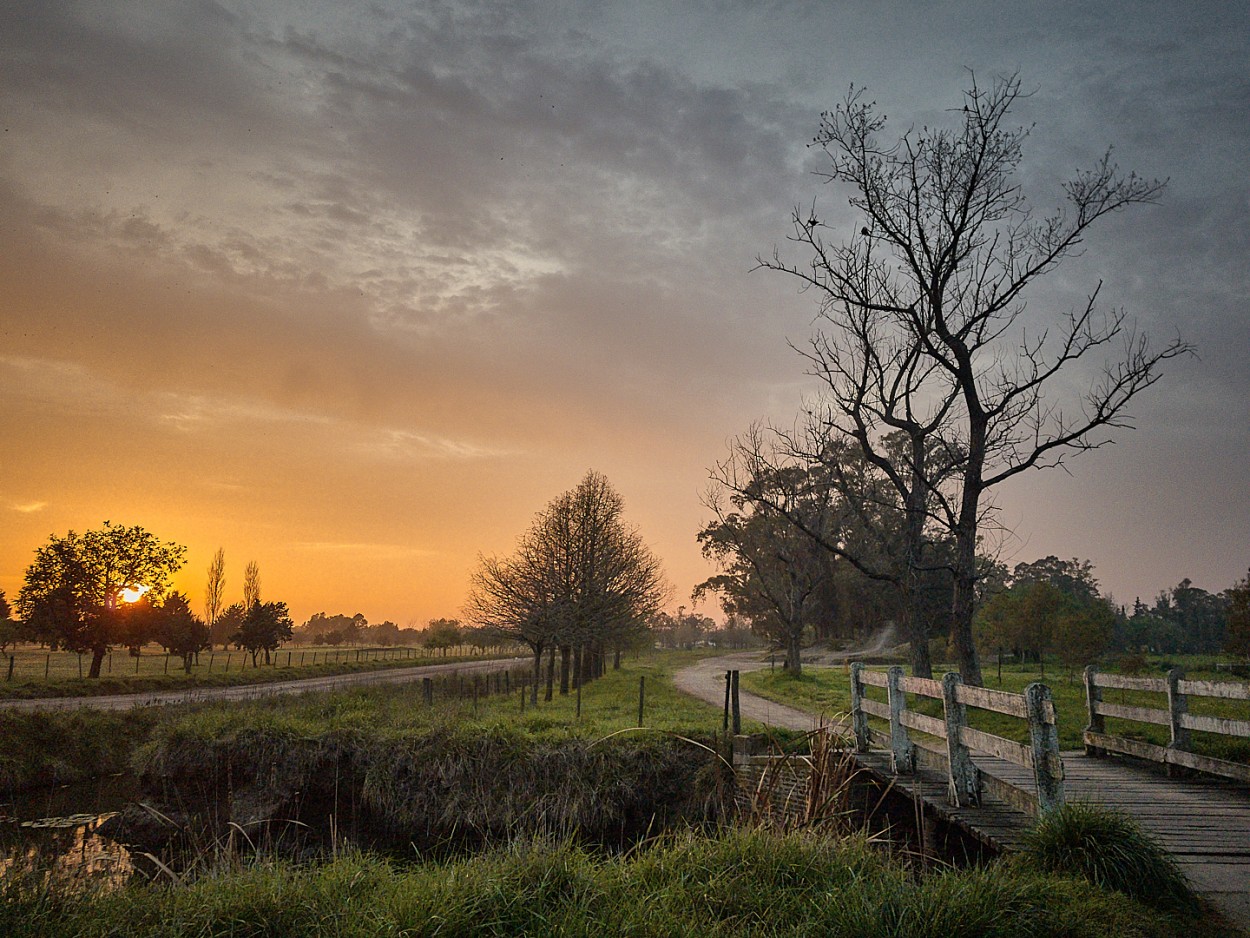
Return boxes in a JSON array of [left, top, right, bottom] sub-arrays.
[[466, 471, 667, 699], [204, 547, 226, 650], [243, 560, 261, 610], [759, 72, 1192, 685]]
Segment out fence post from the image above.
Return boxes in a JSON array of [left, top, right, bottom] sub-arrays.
[[1083, 665, 1105, 756], [731, 670, 741, 736], [638, 675, 645, 727], [849, 662, 870, 753], [6, 655, 13, 682], [1166, 668, 1189, 776], [1025, 682, 1065, 813], [886, 666, 915, 773], [423, 676, 433, 707], [941, 671, 980, 806]]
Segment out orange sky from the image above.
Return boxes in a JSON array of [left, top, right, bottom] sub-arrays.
[[2, 2, 1247, 628]]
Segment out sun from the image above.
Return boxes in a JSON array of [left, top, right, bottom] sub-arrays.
[[119, 584, 150, 603]]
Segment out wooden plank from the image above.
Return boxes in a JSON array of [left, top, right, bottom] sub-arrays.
[[1178, 679, 1250, 701], [899, 708, 947, 737], [980, 772, 1038, 817], [1166, 747, 1250, 783], [1084, 730, 1169, 763], [900, 675, 944, 699], [960, 725, 1033, 768], [953, 682, 1030, 718], [1096, 673, 1165, 692], [1094, 700, 1171, 726], [860, 698, 891, 719], [1178, 712, 1250, 738], [858, 669, 889, 688]]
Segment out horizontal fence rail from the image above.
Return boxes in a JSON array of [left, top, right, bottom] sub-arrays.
[[850, 663, 1064, 815], [1084, 666, 1250, 783]]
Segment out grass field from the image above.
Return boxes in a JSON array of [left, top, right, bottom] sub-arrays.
[[741, 655, 1250, 761], [0, 642, 513, 699]]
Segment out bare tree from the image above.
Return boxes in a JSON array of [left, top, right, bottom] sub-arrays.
[[466, 471, 667, 699], [759, 72, 1192, 684], [204, 547, 226, 650], [243, 560, 261, 610]]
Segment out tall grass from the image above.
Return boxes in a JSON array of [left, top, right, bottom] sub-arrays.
[[0, 828, 1224, 937], [1016, 802, 1200, 915]]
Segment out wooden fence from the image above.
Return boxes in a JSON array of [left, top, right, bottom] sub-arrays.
[[1083, 665, 1250, 783], [850, 663, 1064, 815]]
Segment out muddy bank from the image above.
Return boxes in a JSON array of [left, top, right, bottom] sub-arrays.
[[103, 726, 729, 859]]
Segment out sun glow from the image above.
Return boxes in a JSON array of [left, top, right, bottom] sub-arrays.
[[119, 584, 150, 603]]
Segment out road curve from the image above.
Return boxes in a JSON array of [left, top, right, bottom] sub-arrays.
[[0, 657, 529, 712], [672, 652, 842, 732]]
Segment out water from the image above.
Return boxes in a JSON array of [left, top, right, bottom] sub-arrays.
[[0, 774, 138, 888]]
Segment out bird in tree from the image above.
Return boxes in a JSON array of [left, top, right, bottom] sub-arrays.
[[17, 522, 186, 677]]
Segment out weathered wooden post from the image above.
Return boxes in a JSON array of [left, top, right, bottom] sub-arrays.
[[6, 655, 13, 682], [1025, 682, 1065, 813], [1166, 668, 1190, 776], [423, 676, 433, 706], [886, 666, 915, 773], [731, 670, 741, 736], [638, 675, 645, 727], [941, 672, 979, 806], [1083, 665, 1105, 756], [723, 671, 732, 732], [849, 662, 870, 753]]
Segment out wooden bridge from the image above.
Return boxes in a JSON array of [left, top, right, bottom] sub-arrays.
[[843, 663, 1250, 929]]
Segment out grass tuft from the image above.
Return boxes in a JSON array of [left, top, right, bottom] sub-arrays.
[[1017, 802, 1200, 915]]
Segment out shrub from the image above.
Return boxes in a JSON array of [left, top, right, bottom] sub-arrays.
[[1017, 802, 1199, 915]]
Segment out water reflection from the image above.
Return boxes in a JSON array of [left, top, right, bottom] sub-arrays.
[[1, 775, 138, 890]]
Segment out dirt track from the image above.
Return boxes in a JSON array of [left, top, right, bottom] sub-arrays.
[[671, 652, 839, 732], [0, 656, 528, 712]]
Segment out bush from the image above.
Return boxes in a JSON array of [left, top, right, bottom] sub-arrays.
[[1017, 802, 1199, 915]]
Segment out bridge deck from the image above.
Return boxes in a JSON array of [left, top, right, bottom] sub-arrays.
[[853, 748, 1250, 928]]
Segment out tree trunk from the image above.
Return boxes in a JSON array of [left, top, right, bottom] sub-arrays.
[[531, 646, 542, 705], [572, 645, 582, 690], [559, 645, 571, 696], [182, 653, 193, 675], [786, 629, 802, 675], [544, 645, 555, 701], [613, 648, 621, 670], [904, 432, 935, 679], [89, 646, 106, 679]]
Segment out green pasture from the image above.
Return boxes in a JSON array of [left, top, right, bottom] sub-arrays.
[[742, 655, 1250, 762], [0, 643, 510, 699]]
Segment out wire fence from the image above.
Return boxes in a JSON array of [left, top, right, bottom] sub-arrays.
[[0, 643, 512, 686]]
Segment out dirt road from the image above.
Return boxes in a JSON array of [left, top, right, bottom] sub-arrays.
[[0, 657, 528, 712], [672, 652, 839, 732]]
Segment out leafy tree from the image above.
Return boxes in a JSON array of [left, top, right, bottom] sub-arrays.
[[369, 620, 400, 645], [17, 523, 186, 677], [212, 601, 246, 649], [232, 600, 293, 666], [152, 592, 210, 674], [1010, 557, 1100, 605], [204, 548, 226, 650], [1151, 578, 1227, 653], [422, 618, 462, 655], [1224, 570, 1250, 660], [1053, 601, 1115, 680], [759, 73, 1191, 685], [0, 589, 23, 652]]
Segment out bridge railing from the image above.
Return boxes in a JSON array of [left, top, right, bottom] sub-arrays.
[[1083, 666, 1250, 783], [850, 663, 1064, 815]]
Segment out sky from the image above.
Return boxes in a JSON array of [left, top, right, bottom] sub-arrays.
[[1, 1, 1247, 629]]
